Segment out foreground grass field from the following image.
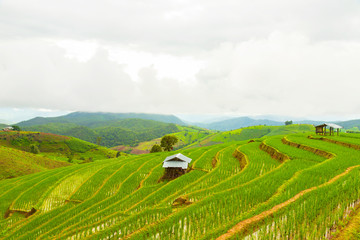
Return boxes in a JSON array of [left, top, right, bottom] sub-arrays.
[[1, 132, 360, 239]]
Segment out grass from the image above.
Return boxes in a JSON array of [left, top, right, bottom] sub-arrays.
[[0, 145, 70, 180], [1, 132, 360, 239]]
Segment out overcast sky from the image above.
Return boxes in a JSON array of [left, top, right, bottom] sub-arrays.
[[1, 0, 360, 123]]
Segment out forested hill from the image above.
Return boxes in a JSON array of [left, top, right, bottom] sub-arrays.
[[21, 118, 181, 148], [17, 111, 185, 127], [336, 119, 360, 130]]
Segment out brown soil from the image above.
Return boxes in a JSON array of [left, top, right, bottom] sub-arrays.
[[4, 207, 37, 219], [64, 199, 82, 204], [130, 149, 149, 155], [259, 142, 290, 162], [110, 145, 130, 151], [172, 197, 192, 207], [232, 149, 247, 169], [216, 165, 360, 240]]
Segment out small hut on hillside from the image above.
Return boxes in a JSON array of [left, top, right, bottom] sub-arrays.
[[162, 153, 192, 180], [315, 123, 343, 136], [2, 127, 13, 131]]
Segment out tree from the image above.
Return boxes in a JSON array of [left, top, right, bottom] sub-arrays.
[[150, 144, 162, 153], [12, 125, 21, 131], [160, 135, 178, 151], [67, 152, 74, 163], [30, 144, 40, 154], [285, 120, 293, 125]]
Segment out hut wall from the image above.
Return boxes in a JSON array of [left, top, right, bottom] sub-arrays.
[[163, 168, 186, 180]]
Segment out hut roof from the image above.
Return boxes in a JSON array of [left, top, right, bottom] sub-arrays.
[[315, 123, 343, 129], [162, 153, 192, 169], [2, 126, 14, 131], [163, 153, 192, 163]]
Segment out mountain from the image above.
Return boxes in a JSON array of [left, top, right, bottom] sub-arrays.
[[21, 118, 181, 148], [191, 115, 360, 132], [15, 112, 188, 148], [198, 117, 283, 131], [296, 119, 360, 130], [17, 111, 185, 127], [0, 123, 9, 129], [294, 120, 324, 126], [336, 119, 360, 129]]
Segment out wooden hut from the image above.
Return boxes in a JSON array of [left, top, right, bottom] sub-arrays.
[[315, 123, 343, 136], [162, 153, 192, 179], [2, 126, 13, 131]]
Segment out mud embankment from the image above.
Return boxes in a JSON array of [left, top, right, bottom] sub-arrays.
[[318, 137, 360, 151], [212, 152, 220, 168], [232, 148, 247, 169], [4, 207, 36, 219], [259, 142, 290, 162], [282, 137, 334, 159]]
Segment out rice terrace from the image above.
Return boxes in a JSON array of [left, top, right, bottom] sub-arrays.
[[1, 123, 360, 239], [2, 1, 360, 239]]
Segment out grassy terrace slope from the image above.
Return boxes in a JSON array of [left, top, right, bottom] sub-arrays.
[[0, 131, 118, 163], [186, 124, 313, 148], [0, 146, 70, 180], [1, 133, 360, 239]]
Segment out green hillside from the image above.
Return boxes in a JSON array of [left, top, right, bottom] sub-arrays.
[[21, 118, 181, 147], [1, 131, 360, 239], [0, 146, 70, 180], [111, 126, 215, 154], [0, 131, 119, 163]]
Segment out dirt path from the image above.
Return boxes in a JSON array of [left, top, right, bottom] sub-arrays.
[[216, 165, 360, 240]]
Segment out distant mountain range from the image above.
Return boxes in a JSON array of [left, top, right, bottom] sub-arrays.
[[14, 112, 185, 147], [2, 112, 360, 147], [187, 117, 360, 131], [17, 111, 185, 127], [194, 117, 284, 131]]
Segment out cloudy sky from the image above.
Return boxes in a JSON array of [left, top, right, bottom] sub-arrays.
[[1, 0, 360, 123]]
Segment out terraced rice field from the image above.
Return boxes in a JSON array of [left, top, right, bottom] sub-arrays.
[[1, 133, 360, 239]]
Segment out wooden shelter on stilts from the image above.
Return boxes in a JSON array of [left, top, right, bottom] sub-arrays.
[[315, 123, 343, 136]]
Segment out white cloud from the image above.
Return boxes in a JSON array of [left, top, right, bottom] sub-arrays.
[[1, 0, 360, 120]]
